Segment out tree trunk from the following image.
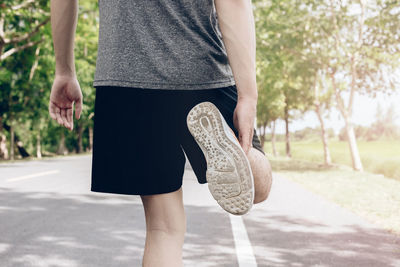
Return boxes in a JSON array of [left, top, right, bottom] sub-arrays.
[[330, 72, 363, 171], [284, 105, 291, 158], [2, 122, 30, 158], [36, 131, 42, 159], [329, 0, 365, 172], [0, 117, 8, 160], [57, 131, 66, 155], [10, 123, 14, 160], [344, 119, 363, 171], [0, 134, 8, 160], [88, 126, 93, 152], [259, 122, 267, 150], [271, 120, 277, 157], [315, 105, 332, 165]]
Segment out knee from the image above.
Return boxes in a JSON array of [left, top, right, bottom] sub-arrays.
[[252, 156, 273, 204], [253, 181, 272, 204], [141, 189, 187, 241], [147, 215, 187, 240]]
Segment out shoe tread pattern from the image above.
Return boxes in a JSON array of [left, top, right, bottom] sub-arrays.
[[186, 101, 254, 215]]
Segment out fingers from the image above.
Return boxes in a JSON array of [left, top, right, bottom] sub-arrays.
[[61, 109, 70, 129], [49, 102, 74, 130], [233, 109, 253, 155], [67, 108, 73, 130], [49, 81, 83, 130], [54, 106, 64, 126], [49, 102, 62, 125]]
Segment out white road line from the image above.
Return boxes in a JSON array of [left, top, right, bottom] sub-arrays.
[[229, 214, 258, 267], [6, 170, 60, 182]]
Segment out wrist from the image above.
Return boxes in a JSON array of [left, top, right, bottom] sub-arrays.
[[237, 95, 258, 112], [237, 90, 258, 103], [55, 70, 77, 79], [236, 81, 258, 101], [55, 63, 76, 78]]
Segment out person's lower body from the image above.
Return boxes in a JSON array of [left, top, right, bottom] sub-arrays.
[[140, 187, 186, 267], [90, 84, 272, 266]]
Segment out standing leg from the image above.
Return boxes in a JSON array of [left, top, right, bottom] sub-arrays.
[[140, 187, 186, 267], [247, 147, 273, 204]]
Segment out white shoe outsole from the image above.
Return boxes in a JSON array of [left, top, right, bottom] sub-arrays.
[[186, 101, 254, 215]]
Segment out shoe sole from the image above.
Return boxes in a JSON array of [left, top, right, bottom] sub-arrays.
[[186, 101, 254, 215]]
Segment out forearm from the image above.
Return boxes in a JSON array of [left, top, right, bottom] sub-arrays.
[[50, 0, 78, 77], [215, 0, 257, 100]]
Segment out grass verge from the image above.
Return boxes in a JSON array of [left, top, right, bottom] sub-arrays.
[[269, 156, 400, 235], [264, 141, 400, 181]]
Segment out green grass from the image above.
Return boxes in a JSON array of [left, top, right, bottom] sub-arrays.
[[264, 140, 400, 181], [270, 157, 400, 235]]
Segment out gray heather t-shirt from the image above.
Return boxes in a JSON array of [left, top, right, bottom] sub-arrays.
[[93, 0, 236, 90]]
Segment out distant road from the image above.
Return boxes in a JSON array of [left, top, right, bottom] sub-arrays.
[[1, 155, 399, 267]]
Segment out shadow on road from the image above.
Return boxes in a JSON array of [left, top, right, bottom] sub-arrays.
[[244, 210, 400, 267], [0, 187, 237, 267], [1, 186, 399, 267]]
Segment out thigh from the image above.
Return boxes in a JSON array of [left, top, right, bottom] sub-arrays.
[[178, 85, 265, 184], [91, 86, 186, 195]]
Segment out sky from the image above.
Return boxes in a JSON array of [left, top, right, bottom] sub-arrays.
[[265, 91, 400, 135]]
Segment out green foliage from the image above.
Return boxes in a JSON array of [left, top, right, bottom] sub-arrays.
[[0, 0, 98, 157]]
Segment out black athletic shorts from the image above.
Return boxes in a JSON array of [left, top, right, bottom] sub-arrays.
[[90, 84, 265, 196]]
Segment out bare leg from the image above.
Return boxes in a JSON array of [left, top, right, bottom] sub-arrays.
[[140, 187, 186, 267], [247, 147, 273, 204]]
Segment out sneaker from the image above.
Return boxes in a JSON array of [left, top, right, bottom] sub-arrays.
[[186, 101, 254, 215]]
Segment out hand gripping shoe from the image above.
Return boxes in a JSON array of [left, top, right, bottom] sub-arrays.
[[186, 101, 254, 215]]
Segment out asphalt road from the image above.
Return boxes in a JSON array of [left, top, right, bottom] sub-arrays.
[[0, 154, 399, 267]]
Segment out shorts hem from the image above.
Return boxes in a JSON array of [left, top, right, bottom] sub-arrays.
[[90, 183, 183, 196]]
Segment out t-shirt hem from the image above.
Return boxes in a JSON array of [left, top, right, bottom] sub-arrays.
[[92, 78, 236, 90]]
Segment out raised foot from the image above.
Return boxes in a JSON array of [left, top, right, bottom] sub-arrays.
[[186, 101, 254, 215]]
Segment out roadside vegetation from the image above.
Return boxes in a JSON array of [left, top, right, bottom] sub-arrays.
[[270, 157, 400, 235], [264, 138, 400, 181]]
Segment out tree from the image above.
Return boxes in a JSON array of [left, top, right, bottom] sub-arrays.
[[0, 0, 99, 159], [0, 0, 50, 159], [256, 74, 285, 155], [255, 53, 285, 155], [292, 0, 335, 166], [314, 69, 333, 165], [254, 0, 314, 158], [327, 0, 400, 171]]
